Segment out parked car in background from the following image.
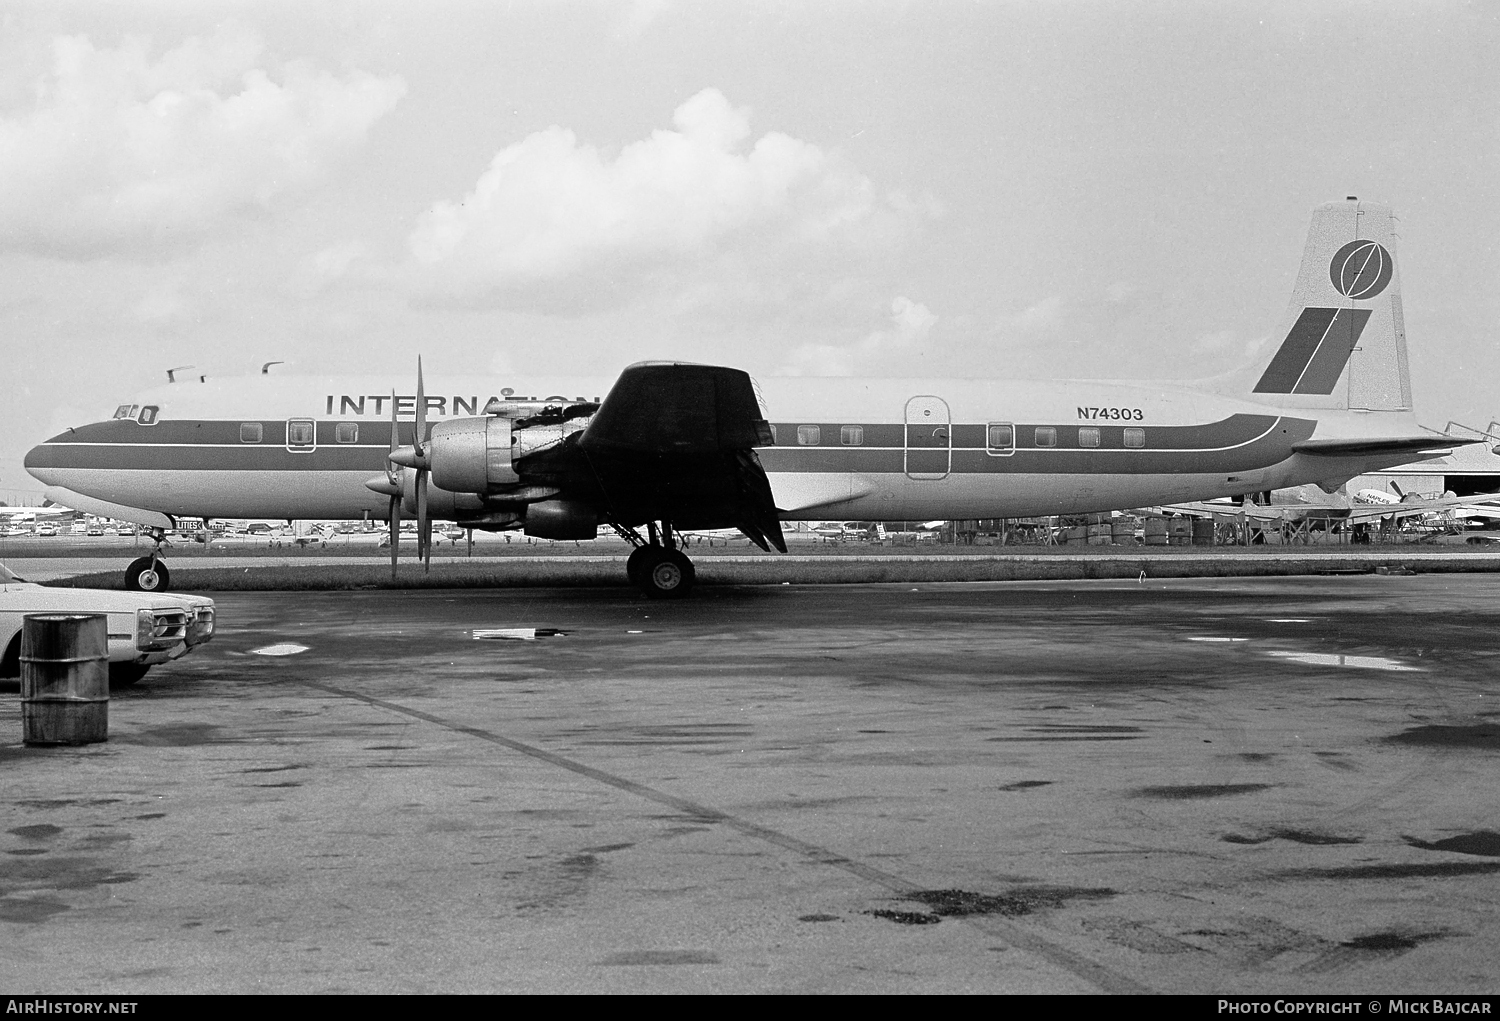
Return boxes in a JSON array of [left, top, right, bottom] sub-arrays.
[[35, 523, 58, 537], [0, 562, 215, 686]]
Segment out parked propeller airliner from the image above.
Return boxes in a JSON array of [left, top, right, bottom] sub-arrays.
[[26, 199, 1470, 596]]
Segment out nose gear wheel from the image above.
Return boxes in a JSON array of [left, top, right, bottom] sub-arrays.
[[125, 557, 169, 592]]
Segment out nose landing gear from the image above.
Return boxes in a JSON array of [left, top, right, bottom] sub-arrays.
[[124, 528, 171, 592], [616, 521, 695, 598]]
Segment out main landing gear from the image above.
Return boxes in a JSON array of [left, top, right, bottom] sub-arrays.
[[124, 528, 170, 592], [615, 521, 695, 599]]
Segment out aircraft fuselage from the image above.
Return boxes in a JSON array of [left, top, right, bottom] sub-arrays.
[[25, 373, 1413, 525]]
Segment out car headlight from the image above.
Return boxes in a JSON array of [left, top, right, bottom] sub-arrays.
[[187, 606, 215, 645], [135, 608, 187, 651], [135, 608, 161, 650]]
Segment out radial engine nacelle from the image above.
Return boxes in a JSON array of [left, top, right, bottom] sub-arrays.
[[426, 411, 592, 496], [426, 417, 520, 494]]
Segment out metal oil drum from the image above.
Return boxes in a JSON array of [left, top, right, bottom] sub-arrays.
[[21, 614, 108, 746]]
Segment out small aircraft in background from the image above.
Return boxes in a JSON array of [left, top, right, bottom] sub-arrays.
[[1155, 483, 1500, 532], [1354, 483, 1500, 522]]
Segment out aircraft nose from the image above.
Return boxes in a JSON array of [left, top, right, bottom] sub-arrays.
[[24, 435, 63, 485]]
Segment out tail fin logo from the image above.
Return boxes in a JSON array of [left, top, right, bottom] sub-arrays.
[[1330, 240, 1393, 299]]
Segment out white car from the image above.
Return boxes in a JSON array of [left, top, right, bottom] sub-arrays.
[[0, 562, 215, 686]]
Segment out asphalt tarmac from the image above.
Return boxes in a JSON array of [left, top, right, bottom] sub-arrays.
[[2, 577, 1498, 994]]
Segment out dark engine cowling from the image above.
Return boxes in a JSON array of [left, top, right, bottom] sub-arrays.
[[524, 499, 598, 540], [427, 417, 519, 494]]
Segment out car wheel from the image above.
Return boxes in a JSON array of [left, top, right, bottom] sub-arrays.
[[108, 663, 150, 687], [639, 548, 695, 599], [125, 557, 170, 592]]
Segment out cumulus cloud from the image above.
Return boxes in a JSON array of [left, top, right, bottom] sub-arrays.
[[0, 24, 406, 259], [405, 88, 926, 310], [780, 296, 937, 376]]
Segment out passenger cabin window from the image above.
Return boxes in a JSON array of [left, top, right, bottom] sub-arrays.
[[240, 422, 263, 443], [797, 425, 821, 446], [137, 406, 159, 426], [840, 425, 863, 446], [1078, 427, 1100, 448], [1123, 427, 1145, 448], [287, 419, 315, 450], [113, 405, 138, 420], [987, 423, 1015, 456], [335, 422, 359, 444], [1034, 426, 1057, 448]]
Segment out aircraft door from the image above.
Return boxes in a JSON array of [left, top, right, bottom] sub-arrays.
[[904, 396, 950, 479]]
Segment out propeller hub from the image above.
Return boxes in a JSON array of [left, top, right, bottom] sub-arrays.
[[364, 475, 401, 497], [389, 445, 426, 470]]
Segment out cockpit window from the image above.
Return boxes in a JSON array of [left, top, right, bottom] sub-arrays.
[[113, 405, 137, 420], [137, 405, 159, 425]]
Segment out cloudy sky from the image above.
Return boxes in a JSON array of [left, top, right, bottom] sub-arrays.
[[2, 0, 1496, 501]]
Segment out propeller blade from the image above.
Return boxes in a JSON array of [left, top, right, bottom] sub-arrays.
[[414, 358, 432, 571], [417, 469, 430, 571], [388, 491, 401, 581], [414, 357, 426, 463], [390, 389, 402, 482]]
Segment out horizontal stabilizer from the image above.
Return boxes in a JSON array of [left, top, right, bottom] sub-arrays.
[[1291, 436, 1470, 457]]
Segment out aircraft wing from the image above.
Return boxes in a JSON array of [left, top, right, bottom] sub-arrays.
[[576, 362, 786, 552], [1151, 502, 1346, 524], [1452, 503, 1500, 520], [1346, 490, 1500, 524], [1148, 502, 1230, 519]]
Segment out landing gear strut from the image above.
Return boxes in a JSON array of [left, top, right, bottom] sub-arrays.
[[124, 528, 170, 592], [613, 520, 695, 599]]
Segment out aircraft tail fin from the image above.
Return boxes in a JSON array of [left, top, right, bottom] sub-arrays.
[[1243, 198, 1412, 413]]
